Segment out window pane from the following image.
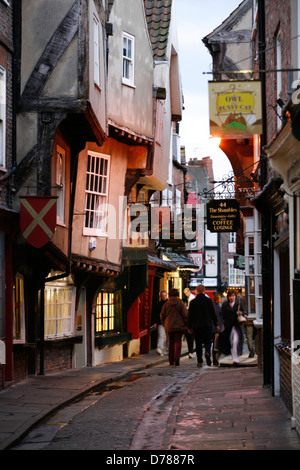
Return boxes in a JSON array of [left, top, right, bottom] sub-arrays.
[[44, 286, 74, 338], [127, 39, 132, 58], [84, 153, 109, 234], [95, 291, 118, 333]]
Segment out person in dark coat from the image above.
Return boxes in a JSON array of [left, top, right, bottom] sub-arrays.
[[217, 289, 245, 364], [188, 284, 220, 367]]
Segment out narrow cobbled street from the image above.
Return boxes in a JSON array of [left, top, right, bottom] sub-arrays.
[[7, 351, 300, 452]]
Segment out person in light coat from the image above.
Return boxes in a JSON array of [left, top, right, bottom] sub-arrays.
[[183, 288, 195, 358]]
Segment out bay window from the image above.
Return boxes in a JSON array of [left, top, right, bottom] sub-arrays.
[[44, 285, 75, 339], [96, 291, 116, 333]]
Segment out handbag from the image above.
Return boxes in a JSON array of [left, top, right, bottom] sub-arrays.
[[238, 314, 247, 323], [237, 301, 247, 322]]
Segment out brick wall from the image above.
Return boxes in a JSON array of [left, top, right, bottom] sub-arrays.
[[278, 348, 293, 414], [38, 343, 73, 373], [294, 365, 300, 435]]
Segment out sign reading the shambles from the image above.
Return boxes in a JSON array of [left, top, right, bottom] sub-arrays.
[[207, 199, 240, 233]]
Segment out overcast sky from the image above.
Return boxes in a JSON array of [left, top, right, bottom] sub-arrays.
[[175, 0, 243, 180]]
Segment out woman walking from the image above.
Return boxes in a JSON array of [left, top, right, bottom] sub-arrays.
[[217, 289, 245, 364], [160, 289, 188, 366]]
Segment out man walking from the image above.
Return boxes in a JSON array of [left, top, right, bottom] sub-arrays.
[[188, 284, 220, 367]]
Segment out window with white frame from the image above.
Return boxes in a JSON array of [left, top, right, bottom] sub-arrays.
[[44, 285, 75, 338], [56, 145, 65, 224], [13, 274, 25, 343], [93, 14, 100, 87], [228, 259, 245, 287], [0, 67, 6, 169], [122, 32, 135, 86], [84, 152, 110, 236]]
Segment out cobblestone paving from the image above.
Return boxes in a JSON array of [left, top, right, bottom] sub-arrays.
[[11, 360, 300, 451]]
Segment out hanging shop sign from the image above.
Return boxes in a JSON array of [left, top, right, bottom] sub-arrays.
[[20, 196, 57, 248], [188, 251, 203, 273], [207, 199, 240, 233], [161, 209, 198, 250], [208, 80, 262, 138], [234, 255, 245, 270]]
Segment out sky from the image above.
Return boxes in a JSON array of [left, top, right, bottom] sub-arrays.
[[175, 0, 243, 181]]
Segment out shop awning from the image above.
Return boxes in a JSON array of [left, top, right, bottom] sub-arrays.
[[162, 252, 199, 270], [148, 254, 177, 272]]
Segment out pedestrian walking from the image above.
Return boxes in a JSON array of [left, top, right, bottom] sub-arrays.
[[212, 293, 224, 365], [217, 289, 245, 365], [160, 288, 188, 366], [183, 287, 195, 358], [188, 284, 220, 367], [151, 291, 168, 355]]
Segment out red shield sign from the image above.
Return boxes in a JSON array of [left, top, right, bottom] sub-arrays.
[[188, 251, 203, 273], [20, 196, 57, 248]]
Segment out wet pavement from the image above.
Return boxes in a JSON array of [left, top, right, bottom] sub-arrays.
[[0, 344, 299, 451]]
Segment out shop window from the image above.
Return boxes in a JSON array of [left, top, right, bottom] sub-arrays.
[[44, 285, 75, 338], [13, 274, 25, 343], [95, 291, 116, 333]]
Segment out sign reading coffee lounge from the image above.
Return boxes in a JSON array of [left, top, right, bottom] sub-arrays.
[[207, 199, 240, 233]]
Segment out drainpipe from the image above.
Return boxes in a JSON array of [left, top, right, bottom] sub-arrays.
[[258, 0, 273, 390]]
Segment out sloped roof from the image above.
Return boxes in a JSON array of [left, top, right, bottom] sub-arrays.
[[203, 0, 251, 44], [163, 253, 199, 270], [144, 0, 172, 61]]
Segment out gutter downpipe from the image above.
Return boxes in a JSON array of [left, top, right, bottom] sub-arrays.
[[258, 0, 273, 390]]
